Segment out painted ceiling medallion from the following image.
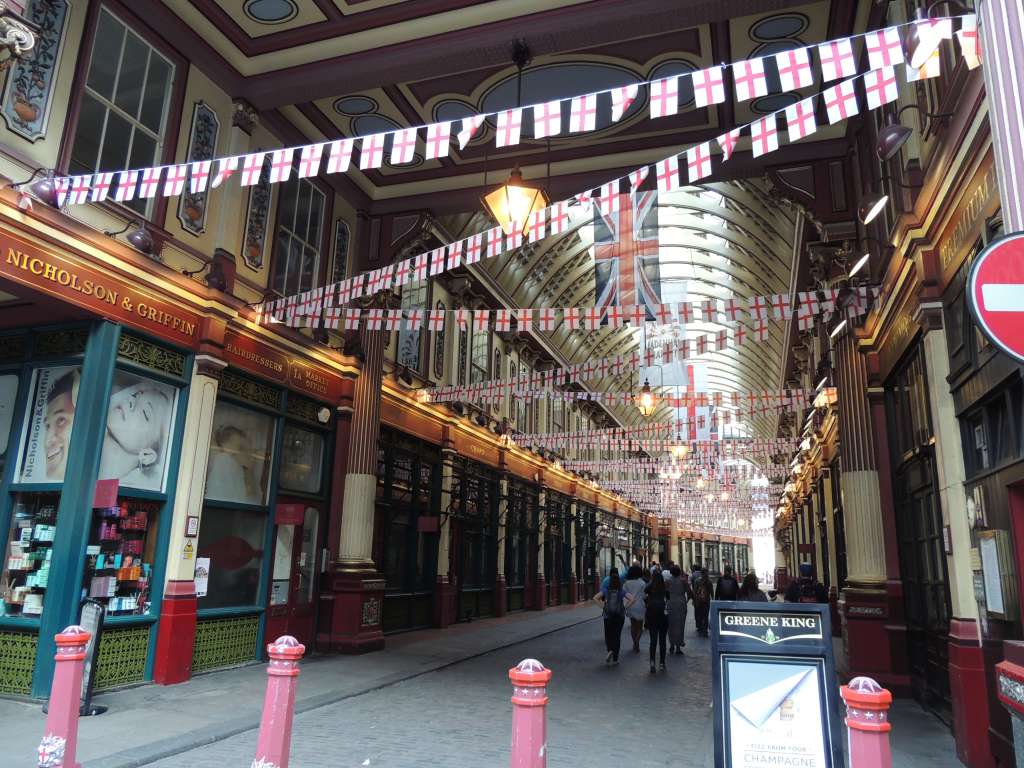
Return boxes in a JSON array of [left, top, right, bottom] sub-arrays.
[[751, 14, 809, 41], [243, 0, 298, 24], [333, 96, 378, 116], [750, 93, 800, 115]]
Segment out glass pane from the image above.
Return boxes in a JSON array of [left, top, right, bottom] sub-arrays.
[[271, 232, 290, 295], [128, 127, 157, 171], [0, 491, 60, 618], [98, 372, 178, 493], [140, 54, 171, 133], [296, 182, 312, 237], [307, 189, 324, 244], [296, 507, 318, 604], [86, 10, 124, 102], [83, 497, 160, 616], [98, 109, 132, 172], [300, 245, 316, 293], [196, 507, 267, 609], [278, 424, 323, 494], [15, 366, 81, 483], [204, 400, 276, 506], [270, 523, 294, 606], [278, 181, 298, 233], [70, 95, 106, 174], [114, 33, 148, 118]]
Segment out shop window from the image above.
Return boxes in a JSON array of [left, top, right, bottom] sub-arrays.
[[82, 497, 160, 615], [196, 506, 267, 609], [68, 7, 175, 218], [397, 281, 427, 374], [271, 175, 326, 297], [1, 492, 59, 617], [968, 413, 990, 472], [278, 423, 324, 495], [204, 400, 276, 506]]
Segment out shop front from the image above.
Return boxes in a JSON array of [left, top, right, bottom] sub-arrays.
[[544, 490, 571, 606], [575, 500, 597, 600], [505, 475, 538, 612], [449, 455, 498, 621]]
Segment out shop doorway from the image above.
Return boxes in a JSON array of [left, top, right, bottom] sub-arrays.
[[266, 502, 323, 648]]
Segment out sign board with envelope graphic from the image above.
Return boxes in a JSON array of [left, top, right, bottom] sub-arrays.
[[711, 602, 842, 768]]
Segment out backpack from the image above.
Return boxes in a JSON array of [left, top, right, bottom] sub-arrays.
[[604, 588, 625, 618], [799, 580, 819, 603]]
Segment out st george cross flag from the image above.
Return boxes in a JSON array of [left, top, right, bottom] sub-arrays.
[[533, 100, 562, 140], [717, 128, 741, 162], [593, 191, 663, 321], [390, 128, 418, 165], [957, 15, 981, 70], [823, 79, 859, 124], [691, 66, 726, 108], [732, 58, 768, 102], [425, 122, 452, 160], [496, 109, 523, 147], [751, 115, 779, 158], [360, 134, 386, 170], [785, 98, 817, 141], [611, 84, 639, 122], [864, 66, 898, 110], [457, 115, 486, 150], [817, 38, 857, 82], [775, 47, 814, 93], [649, 77, 679, 118]]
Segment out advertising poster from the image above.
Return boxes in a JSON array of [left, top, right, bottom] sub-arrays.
[[98, 372, 178, 492], [726, 658, 827, 768], [16, 366, 79, 483], [194, 557, 210, 598], [204, 400, 275, 505]]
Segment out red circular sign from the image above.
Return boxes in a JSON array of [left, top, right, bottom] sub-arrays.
[[968, 232, 1024, 364]]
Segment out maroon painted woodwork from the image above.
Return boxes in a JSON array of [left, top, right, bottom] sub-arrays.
[[433, 574, 457, 629], [152, 580, 198, 685], [494, 576, 507, 618], [320, 569, 385, 653], [949, 619, 996, 768]]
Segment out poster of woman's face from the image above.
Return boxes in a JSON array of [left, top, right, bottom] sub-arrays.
[[278, 424, 324, 494], [204, 400, 275, 506], [16, 366, 80, 483], [98, 373, 178, 492]]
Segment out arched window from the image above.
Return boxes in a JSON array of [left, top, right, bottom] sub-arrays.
[[330, 219, 350, 283]]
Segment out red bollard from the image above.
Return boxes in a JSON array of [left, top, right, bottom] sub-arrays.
[[38, 626, 90, 768], [840, 676, 893, 768], [253, 635, 305, 768], [509, 658, 552, 768]]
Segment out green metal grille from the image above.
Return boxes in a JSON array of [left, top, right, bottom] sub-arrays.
[[192, 615, 259, 673], [0, 334, 27, 363], [286, 392, 323, 424], [118, 332, 186, 377], [33, 327, 88, 358], [0, 630, 38, 695], [94, 626, 150, 691], [220, 369, 281, 409]]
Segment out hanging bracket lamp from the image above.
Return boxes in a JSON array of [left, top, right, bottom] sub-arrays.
[[481, 40, 549, 236]]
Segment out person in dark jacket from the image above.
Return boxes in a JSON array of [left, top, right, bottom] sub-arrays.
[[784, 563, 829, 603], [738, 571, 769, 602], [692, 567, 712, 636], [645, 571, 669, 672], [714, 565, 740, 601]]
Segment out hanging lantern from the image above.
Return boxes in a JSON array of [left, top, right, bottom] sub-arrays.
[[482, 167, 549, 236], [635, 379, 657, 417]]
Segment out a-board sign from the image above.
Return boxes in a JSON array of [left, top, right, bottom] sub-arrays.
[[711, 601, 843, 768], [78, 599, 107, 716]]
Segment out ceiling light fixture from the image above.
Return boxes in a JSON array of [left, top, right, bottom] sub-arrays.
[[481, 41, 549, 236], [876, 105, 954, 161], [849, 252, 871, 278], [829, 319, 848, 339], [104, 220, 155, 257], [635, 379, 657, 417], [858, 192, 889, 225]]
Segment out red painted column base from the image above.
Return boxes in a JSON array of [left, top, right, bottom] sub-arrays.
[[840, 585, 911, 694], [533, 576, 547, 611], [433, 574, 457, 628], [494, 575, 508, 618], [949, 619, 996, 768], [548, 580, 558, 606], [318, 568, 385, 653], [152, 580, 198, 685], [569, 578, 578, 604]]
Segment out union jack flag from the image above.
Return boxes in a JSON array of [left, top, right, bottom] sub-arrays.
[[593, 192, 662, 320]]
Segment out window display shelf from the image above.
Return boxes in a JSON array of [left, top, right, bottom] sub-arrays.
[[82, 498, 160, 617], [0, 492, 59, 619]]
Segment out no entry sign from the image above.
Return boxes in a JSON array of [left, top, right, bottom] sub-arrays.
[[968, 232, 1024, 364]]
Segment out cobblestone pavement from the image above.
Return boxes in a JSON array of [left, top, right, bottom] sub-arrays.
[[150, 612, 714, 768]]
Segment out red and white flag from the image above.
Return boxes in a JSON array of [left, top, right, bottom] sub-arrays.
[[629, 166, 649, 190], [428, 309, 445, 331], [428, 247, 446, 276], [91, 172, 114, 203], [611, 84, 639, 122], [563, 306, 581, 329], [865, 27, 904, 70], [691, 66, 725, 108], [424, 122, 452, 160], [957, 15, 981, 70], [486, 226, 504, 259], [385, 309, 403, 331], [211, 156, 239, 188], [785, 98, 817, 141], [686, 142, 712, 182], [750, 116, 778, 158], [457, 115, 486, 150], [326, 138, 354, 174], [526, 208, 546, 243], [655, 155, 680, 192], [189, 160, 212, 193], [649, 76, 679, 118], [163, 165, 188, 197], [907, 46, 942, 82], [732, 58, 768, 102], [717, 128, 741, 162], [239, 153, 265, 187], [65, 175, 91, 206], [473, 309, 489, 332], [817, 38, 856, 82], [268, 148, 294, 184], [298, 144, 324, 178], [569, 94, 598, 133], [465, 233, 483, 264], [360, 134, 386, 169], [495, 310, 512, 332], [138, 166, 163, 198], [533, 99, 562, 139], [390, 128, 418, 165], [548, 200, 570, 236], [496, 109, 523, 147], [595, 182, 620, 216], [406, 309, 423, 331], [824, 79, 859, 124], [537, 307, 556, 332], [446, 241, 464, 271], [517, 308, 533, 333], [864, 66, 898, 110], [775, 47, 814, 93]]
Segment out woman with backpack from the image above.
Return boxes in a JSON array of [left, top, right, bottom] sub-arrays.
[[645, 571, 669, 672], [594, 569, 626, 664], [622, 564, 647, 653], [666, 565, 692, 654]]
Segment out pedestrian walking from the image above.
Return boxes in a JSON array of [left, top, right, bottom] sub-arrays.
[[784, 563, 829, 603], [715, 565, 740, 601], [594, 569, 626, 664], [738, 571, 768, 602], [693, 567, 711, 637], [623, 564, 647, 653], [666, 565, 692, 654], [645, 571, 669, 672]]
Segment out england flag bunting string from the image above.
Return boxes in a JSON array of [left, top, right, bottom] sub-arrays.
[[54, 15, 973, 219], [238, 25, 971, 320]]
